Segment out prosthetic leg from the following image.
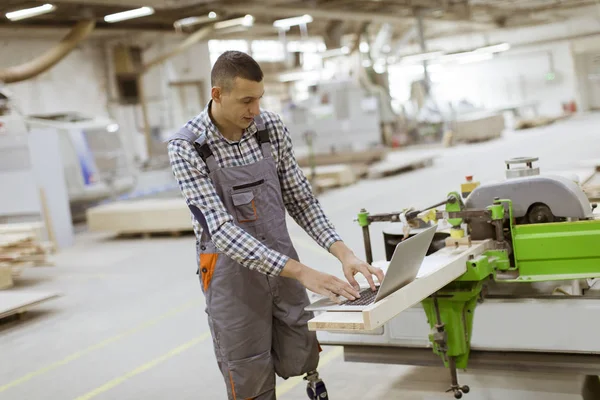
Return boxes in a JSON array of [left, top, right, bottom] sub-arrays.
[[305, 370, 329, 399]]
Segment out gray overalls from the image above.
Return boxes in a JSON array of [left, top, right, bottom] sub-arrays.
[[169, 116, 320, 400]]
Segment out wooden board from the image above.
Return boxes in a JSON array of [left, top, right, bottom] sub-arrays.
[[307, 239, 493, 333], [296, 148, 387, 168], [0, 266, 13, 290], [0, 222, 46, 242], [86, 198, 194, 235], [367, 150, 436, 179], [0, 290, 61, 320]]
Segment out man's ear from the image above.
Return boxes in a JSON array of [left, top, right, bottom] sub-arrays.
[[211, 87, 221, 103]]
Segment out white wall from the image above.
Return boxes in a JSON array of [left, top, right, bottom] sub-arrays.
[[389, 9, 600, 117], [0, 32, 212, 164], [0, 37, 109, 117], [103, 35, 212, 162]]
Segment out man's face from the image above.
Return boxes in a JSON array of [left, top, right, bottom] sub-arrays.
[[214, 77, 264, 130]]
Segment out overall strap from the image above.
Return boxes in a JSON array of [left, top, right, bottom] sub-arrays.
[[253, 114, 272, 159], [166, 126, 215, 242], [167, 127, 218, 172]]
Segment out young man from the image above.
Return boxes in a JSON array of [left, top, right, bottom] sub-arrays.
[[167, 51, 384, 400]]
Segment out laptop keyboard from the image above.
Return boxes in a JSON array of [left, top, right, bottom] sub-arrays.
[[342, 286, 380, 306]]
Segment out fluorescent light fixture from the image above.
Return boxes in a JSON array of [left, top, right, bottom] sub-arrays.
[[373, 61, 386, 74], [273, 14, 313, 29], [400, 51, 444, 64], [320, 46, 350, 58], [6, 3, 55, 21], [106, 124, 119, 133], [214, 14, 254, 29], [475, 42, 510, 53], [359, 42, 370, 53], [104, 6, 154, 23], [174, 13, 219, 29], [457, 52, 493, 64]]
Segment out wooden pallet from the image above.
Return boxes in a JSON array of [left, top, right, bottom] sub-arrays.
[[367, 150, 436, 179], [87, 198, 194, 236], [297, 148, 387, 168], [0, 290, 61, 321]]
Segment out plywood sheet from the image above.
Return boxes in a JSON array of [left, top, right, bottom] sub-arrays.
[[0, 290, 60, 319]]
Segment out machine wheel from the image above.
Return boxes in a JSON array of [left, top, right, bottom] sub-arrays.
[[526, 203, 554, 224], [462, 385, 470, 394], [454, 392, 462, 399]]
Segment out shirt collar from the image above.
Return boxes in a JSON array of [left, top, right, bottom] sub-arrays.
[[186, 100, 258, 144]]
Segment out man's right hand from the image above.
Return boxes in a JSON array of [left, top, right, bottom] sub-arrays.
[[281, 259, 361, 303]]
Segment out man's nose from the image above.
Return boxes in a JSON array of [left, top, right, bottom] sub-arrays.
[[250, 101, 260, 116]]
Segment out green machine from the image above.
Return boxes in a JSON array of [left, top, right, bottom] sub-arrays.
[[356, 158, 600, 398]]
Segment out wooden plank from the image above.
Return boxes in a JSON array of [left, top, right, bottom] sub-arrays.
[[0, 266, 13, 290], [367, 150, 436, 179], [0, 290, 61, 319], [296, 148, 387, 168], [308, 312, 367, 333], [86, 198, 194, 235], [307, 239, 493, 333]]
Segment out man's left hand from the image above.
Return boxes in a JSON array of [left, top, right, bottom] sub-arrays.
[[341, 254, 385, 292]]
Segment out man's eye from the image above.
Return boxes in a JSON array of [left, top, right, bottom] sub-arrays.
[[243, 99, 251, 104]]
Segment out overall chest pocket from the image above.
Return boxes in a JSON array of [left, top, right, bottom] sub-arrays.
[[231, 191, 258, 223]]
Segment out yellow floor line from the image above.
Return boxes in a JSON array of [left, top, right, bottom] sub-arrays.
[[276, 347, 344, 398], [0, 298, 201, 394], [73, 331, 211, 400]]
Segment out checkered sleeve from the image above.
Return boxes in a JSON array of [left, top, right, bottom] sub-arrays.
[[270, 113, 343, 251], [167, 139, 289, 276]]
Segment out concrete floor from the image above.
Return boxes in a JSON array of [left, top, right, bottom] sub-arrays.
[[1, 113, 600, 400]]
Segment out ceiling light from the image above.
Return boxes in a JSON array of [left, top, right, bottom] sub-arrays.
[[360, 42, 370, 53], [6, 3, 55, 21], [104, 6, 154, 23], [400, 51, 444, 64], [273, 14, 313, 29], [174, 13, 218, 29], [214, 14, 254, 29]]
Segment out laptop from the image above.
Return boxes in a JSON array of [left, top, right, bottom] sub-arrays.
[[305, 224, 437, 312]]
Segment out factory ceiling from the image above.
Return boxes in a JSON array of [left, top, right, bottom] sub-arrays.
[[1, 0, 599, 45]]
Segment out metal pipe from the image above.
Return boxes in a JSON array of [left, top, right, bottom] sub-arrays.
[[0, 20, 96, 84], [362, 225, 373, 265], [141, 26, 214, 74]]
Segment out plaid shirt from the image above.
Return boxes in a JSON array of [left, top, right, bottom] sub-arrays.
[[167, 102, 342, 276]]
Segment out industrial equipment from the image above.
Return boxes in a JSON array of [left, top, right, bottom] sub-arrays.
[[309, 157, 600, 399], [24, 112, 136, 206]]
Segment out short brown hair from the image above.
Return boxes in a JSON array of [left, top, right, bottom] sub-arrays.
[[211, 51, 263, 92]]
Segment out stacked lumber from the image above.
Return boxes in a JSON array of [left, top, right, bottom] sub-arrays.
[[0, 223, 55, 289], [514, 114, 571, 130]]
